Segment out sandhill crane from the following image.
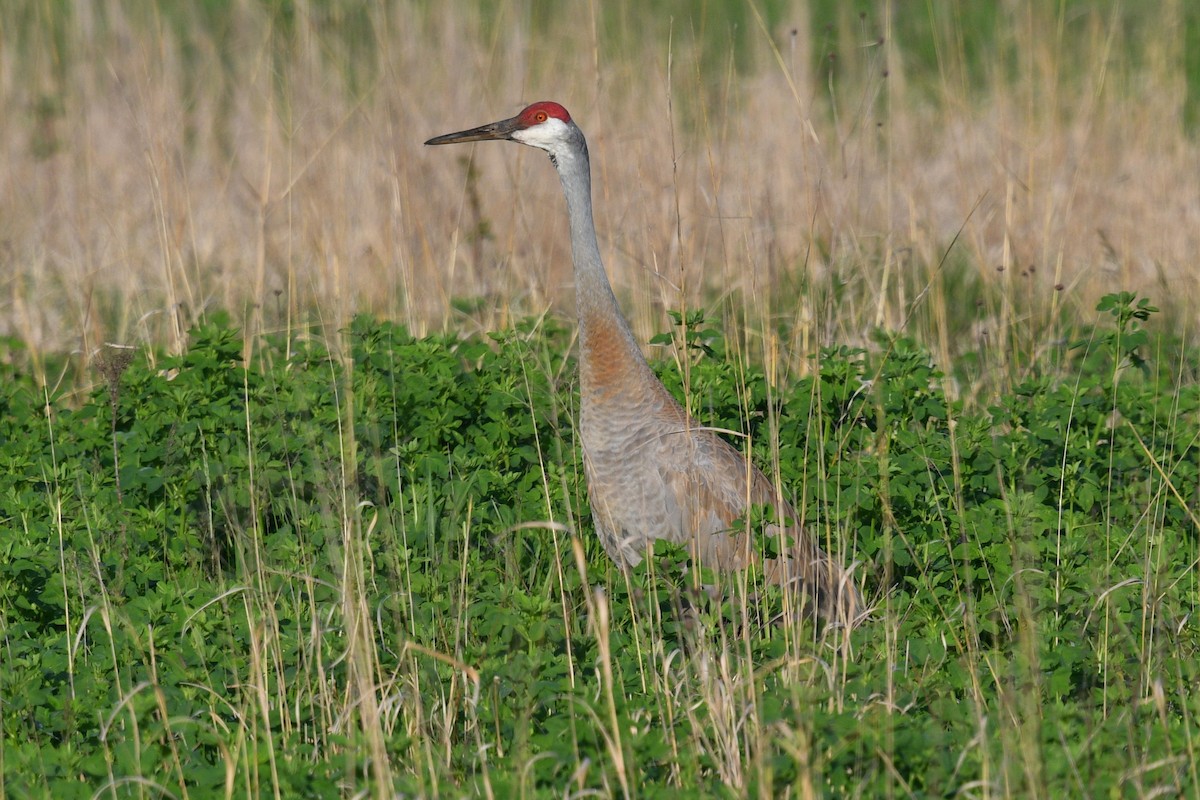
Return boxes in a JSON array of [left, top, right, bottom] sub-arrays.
[[426, 101, 863, 626]]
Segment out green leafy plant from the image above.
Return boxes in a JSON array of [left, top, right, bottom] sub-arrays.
[[1, 294, 1197, 797]]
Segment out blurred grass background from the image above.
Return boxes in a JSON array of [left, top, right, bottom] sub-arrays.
[[2, 6, 1199, 795], [2, 0, 1197, 391]]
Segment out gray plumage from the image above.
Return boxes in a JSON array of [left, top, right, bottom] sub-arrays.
[[427, 101, 864, 626]]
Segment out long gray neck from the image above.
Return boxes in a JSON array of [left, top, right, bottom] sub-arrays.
[[550, 127, 648, 371]]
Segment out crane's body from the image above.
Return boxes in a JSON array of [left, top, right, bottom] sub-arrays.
[[427, 102, 862, 626]]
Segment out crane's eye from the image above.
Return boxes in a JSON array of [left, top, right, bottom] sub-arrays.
[[535, 111, 547, 122]]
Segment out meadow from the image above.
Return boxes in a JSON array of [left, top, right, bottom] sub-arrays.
[[1, 1, 1198, 796]]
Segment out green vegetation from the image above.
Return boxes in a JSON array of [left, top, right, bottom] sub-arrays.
[[13, 2, 1200, 116], [4, 0, 1199, 366], [2, 0, 1199, 795], [1, 293, 1197, 796]]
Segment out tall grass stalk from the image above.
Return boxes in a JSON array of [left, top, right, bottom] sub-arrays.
[[3, 2, 1199, 796], [1, 1, 1196, 385]]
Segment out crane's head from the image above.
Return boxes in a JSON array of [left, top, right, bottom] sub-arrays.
[[425, 101, 583, 164]]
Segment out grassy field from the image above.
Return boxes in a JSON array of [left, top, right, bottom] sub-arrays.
[[1, 1, 1199, 796], [4, 0, 1199, 367]]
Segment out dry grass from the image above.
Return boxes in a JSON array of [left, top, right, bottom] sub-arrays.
[[1, 0, 1197, 381], [4, 5, 1198, 794]]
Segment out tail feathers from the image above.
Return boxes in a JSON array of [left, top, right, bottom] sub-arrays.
[[764, 546, 865, 628]]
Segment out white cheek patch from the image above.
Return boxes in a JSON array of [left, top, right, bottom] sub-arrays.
[[512, 118, 572, 150]]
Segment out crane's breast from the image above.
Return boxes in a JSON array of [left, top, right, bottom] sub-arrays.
[[579, 390, 756, 570]]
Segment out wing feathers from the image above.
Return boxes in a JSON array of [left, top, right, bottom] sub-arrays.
[[586, 407, 864, 627]]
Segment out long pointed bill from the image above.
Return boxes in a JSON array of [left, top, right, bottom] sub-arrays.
[[424, 115, 523, 146]]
